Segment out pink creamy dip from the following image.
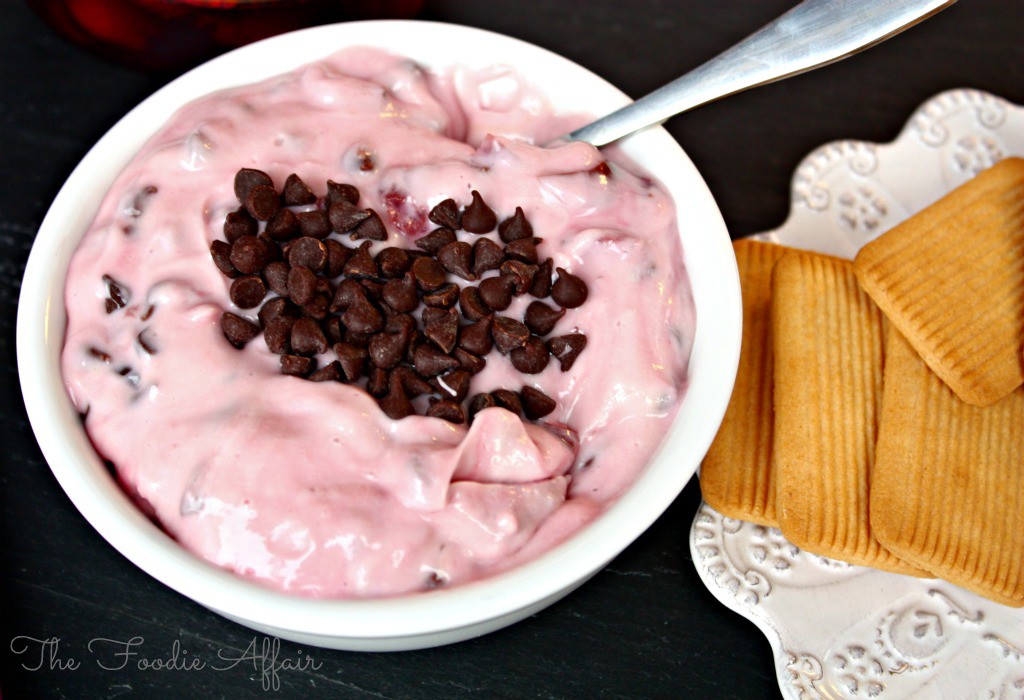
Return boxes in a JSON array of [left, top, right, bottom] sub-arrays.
[[61, 48, 696, 597]]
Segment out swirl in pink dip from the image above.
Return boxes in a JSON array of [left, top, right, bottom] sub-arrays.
[[61, 49, 695, 597]]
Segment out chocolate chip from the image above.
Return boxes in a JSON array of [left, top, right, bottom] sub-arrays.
[[390, 366, 432, 397], [281, 354, 316, 377], [521, 386, 556, 420], [426, 400, 465, 424], [422, 283, 459, 309], [524, 300, 565, 336], [428, 198, 461, 229], [380, 374, 413, 419], [385, 311, 415, 338], [261, 237, 284, 268], [547, 333, 587, 371], [466, 392, 493, 421], [492, 316, 529, 354], [245, 184, 280, 221], [210, 240, 239, 278], [369, 331, 407, 369], [478, 275, 516, 311], [263, 261, 290, 297], [229, 235, 270, 274], [263, 316, 295, 354], [505, 237, 540, 264], [287, 237, 328, 272], [498, 206, 533, 243], [375, 247, 411, 278], [331, 278, 367, 312], [346, 329, 373, 349], [510, 336, 550, 374], [529, 258, 554, 298], [413, 344, 459, 377], [551, 267, 588, 308], [343, 241, 378, 278], [257, 296, 299, 326], [461, 190, 497, 233], [382, 272, 418, 313], [265, 208, 300, 242], [334, 342, 367, 382], [472, 237, 505, 277], [221, 311, 260, 348], [367, 367, 390, 397], [424, 306, 459, 354], [433, 369, 470, 403], [351, 209, 387, 241], [453, 347, 487, 375], [302, 290, 331, 320], [467, 392, 496, 420], [328, 199, 370, 234], [229, 275, 266, 309], [415, 227, 456, 254], [421, 307, 448, 327], [137, 328, 158, 355], [290, 317, 328, 356], [324, 315, 344, 344], [358, 277, 382, 302], [224, 208, 258, 242], [282, 173, 317, 206], [287, 266, 317, 305], [491, 388, 522, 416], [411, 256, 446, 292], [342, 297, 384, 334], [462, 319, 497, 358], [233, 168, 273, 204], [215, 172, 581, 421], [499, 260, 537, 296], [458, 286, 491, 321], [437, 241, 475, 280], [356, 278, 380, 307], [327, 180, 360, 207], [87, 346, 112, 363], [309, 361, 343, 382], [325, 239, 353, 277], [103, 275, 129, 313], [297, 209, 332, 239]]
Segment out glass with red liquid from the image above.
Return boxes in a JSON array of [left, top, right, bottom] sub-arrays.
[[28, 0, 425, 72]]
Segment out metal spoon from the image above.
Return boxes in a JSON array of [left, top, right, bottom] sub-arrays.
[[565, 0, 957, 146]]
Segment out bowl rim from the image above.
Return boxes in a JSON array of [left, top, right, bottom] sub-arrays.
[[16, 19, 741, 642]]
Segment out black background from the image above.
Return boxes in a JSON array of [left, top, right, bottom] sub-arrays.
[[2, 1, 1022, 697]]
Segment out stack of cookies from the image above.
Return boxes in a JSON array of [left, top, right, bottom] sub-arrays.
[[700, 157, 1024, 607]]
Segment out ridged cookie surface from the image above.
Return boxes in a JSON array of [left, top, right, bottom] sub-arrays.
[[701, 239, 786, 527], [772, 250, 925, 576], [872, 330, 1024, 606], [854, 157, 1024, 406]]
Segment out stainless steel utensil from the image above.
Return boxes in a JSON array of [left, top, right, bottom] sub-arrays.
[[565, 0, 957, 146]]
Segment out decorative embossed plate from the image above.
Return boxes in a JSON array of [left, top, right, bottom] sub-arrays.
[[689, 89, 1024, 699]]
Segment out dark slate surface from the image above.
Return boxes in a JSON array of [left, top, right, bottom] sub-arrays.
[[2, 1, 1022, 697]]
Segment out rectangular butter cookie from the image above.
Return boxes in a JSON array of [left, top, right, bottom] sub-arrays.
[[853, 157, 1024, 406], [700, 239, 786, 527], [772, 249, 926, 576], [871, 330, 1024, 606]]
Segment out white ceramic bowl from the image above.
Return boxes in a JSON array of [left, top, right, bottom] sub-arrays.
[[17, 20, 740, 651]]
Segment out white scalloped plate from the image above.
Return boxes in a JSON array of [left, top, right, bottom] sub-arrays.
[[690, 89, 1024, 699]]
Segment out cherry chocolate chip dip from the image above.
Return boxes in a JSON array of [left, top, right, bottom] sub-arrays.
[[61, 48, 696, 597]]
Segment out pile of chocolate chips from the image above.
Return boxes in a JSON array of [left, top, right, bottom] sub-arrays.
[[210, 168, 588, 424]]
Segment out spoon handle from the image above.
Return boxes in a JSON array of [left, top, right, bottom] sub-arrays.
[[566, 0, 957, 147]]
